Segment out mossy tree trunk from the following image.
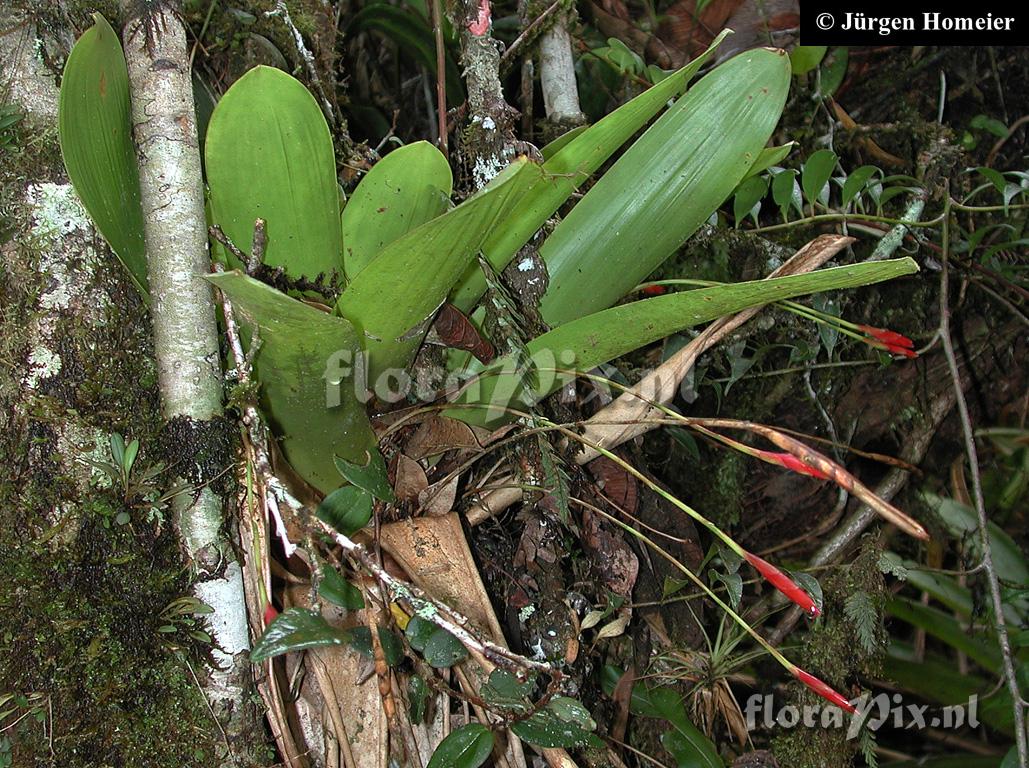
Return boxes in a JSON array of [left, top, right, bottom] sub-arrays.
[[0, 10, 267, 767]]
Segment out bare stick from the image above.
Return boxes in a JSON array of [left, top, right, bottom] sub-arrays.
[[430, 0, 449, 155], [212, 261, 298, 558], [122, 8, 253, 749], [939, 196, 1027, 766]]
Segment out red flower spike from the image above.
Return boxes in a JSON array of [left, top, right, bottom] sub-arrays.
[[770, 451, 831, 480], [744, 552, 820, 617], [858, 325, 914, 348], [858, 325, 917, 358], [641, 285, 667, 296], [791, 667, 857, 714]]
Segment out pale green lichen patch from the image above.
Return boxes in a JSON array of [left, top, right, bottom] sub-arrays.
[[74, 428, 120, 490], [23, 343, 62, 388], [26, 182, 91, 243], [25, 182, 104, 315]]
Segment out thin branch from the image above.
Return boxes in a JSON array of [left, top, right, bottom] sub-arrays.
[[430, 0, 448, 155], [939, 195, 1027, 766], [500, 0, 565, 71]]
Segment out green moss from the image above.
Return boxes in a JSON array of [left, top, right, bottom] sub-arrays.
[[696, 450, 745, 529], [771, 537, 888, 768], [0, 122, 224, 766], [157, 414, 237, 495], [0, 494, 220, 768]]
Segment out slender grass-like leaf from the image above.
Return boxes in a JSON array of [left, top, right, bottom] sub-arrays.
[[538, 47, 793, 327], [58, 14, 148, 297], [886, 642, 1014, 736], [449, 259, 918, 424], [336, 158, 544, 379], [206, 66, 342, 279], [448, 30, 731, 313], [349, 3, 464, 106], [341, 141, 452, 280], [887, 597, 1003, 674], [206, 271, 377, 493]]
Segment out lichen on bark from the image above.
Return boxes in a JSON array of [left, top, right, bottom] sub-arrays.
[[0, 13, 232, 767]]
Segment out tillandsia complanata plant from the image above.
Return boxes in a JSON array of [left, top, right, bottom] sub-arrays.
[[58, 12, 932, 764]]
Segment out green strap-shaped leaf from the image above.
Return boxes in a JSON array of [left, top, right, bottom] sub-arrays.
[[926, 493, 1029, 593], [341, 141, 453, 280], [206, 66, 342, 279], [58, 14, 148, 298], [206, 271, 377, 493], [448, 30, 731, 313], [743, 143, 795, 180], [449, 259, 919, 425], [891, 555, 1023, 625], [599, 670, 720, 768], [251, 608, 351, 662], [652, 691, 722, 768], [538, 47, 793, 327], [539, 125, 588, 160], [335, 158, 544, 379]]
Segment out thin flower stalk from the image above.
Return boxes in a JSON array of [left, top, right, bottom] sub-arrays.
[[542, 420, 822, 617], [636, 279, 918, 358], [778, 301, 917, 358], [568, 373, 928, 540], [584, 496, 854, 715]]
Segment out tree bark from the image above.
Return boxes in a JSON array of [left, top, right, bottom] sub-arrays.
[[121, 6, 259, 759], [538, 21, 585, 127], [0, 10, 237, 765]]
